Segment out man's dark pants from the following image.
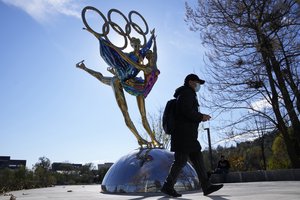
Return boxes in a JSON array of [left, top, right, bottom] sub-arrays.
[[164, 151, 210, 190]]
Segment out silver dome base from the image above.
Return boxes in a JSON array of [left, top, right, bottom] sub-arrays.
[[101, 148, 200, 193]]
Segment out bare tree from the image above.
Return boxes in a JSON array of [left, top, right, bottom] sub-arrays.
[[253, 113, 268, 170], [146, 109, 171, 149], [185, 0, 300, 167]]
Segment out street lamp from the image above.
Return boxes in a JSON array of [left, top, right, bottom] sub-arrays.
[[204, 128, 213, 170]]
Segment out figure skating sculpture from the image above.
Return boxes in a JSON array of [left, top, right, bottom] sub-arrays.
[[77, 6, 161, 148]]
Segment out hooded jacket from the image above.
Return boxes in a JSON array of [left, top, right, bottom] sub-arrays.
[[171, 85, 204, 153]]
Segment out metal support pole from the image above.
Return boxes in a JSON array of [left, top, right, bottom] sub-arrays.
[[204, 128, 213, 170]]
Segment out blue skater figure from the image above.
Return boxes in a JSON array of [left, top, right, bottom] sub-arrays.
[[77, 24, 161, 148]]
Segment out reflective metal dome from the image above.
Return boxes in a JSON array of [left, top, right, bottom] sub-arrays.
[[101, 148, 200, 193]]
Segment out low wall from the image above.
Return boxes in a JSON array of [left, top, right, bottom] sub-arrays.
[[211, 169, 300, 183]]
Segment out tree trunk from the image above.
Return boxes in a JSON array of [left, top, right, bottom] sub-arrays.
[[258, 32, 300, 168]]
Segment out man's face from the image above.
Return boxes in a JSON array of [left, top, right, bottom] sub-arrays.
[[189, 80, 196, 88], [189, 80, 201, 91]]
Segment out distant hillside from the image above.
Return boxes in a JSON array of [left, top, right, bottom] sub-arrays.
[[202, 131, 291, 172]]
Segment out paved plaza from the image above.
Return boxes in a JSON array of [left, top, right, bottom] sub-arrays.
[[1, 181, 299, 200]]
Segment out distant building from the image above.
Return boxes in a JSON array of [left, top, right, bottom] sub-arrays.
[[98, 162, 113, 170], [0, 156, 26, 169], [51, 162, 82, 171]]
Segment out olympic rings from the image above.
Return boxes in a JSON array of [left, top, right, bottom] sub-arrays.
[[81, 6, 150, 50], [128, 11, 149, 35], [127, 22, 146, 47], [82, 6, 109, 37], [128, 10, 149, 47], [108, 9, 131, 36], [104, 21, 128, 49]]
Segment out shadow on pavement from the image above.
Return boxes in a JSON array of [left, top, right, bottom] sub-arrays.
[[207, 195, 230, 200], [108, 191, 230, 200]]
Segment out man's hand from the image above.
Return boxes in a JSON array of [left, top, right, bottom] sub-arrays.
[[202, 114, 211, 122]]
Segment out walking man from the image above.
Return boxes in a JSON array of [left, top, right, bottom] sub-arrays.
[[161, 74, 223, 197]]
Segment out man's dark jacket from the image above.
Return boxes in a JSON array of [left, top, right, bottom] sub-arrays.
[[171, 85, 204, 153]]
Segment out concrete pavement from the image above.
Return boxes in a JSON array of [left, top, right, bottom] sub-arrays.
[[1, 181, 299, 200]]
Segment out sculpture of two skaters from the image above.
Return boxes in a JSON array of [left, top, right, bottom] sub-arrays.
[[77, 7, 162, 148]]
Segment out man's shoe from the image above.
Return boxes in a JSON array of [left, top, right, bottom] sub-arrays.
[[203, 184, 223, 196], [161, 185, 182, 197]]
